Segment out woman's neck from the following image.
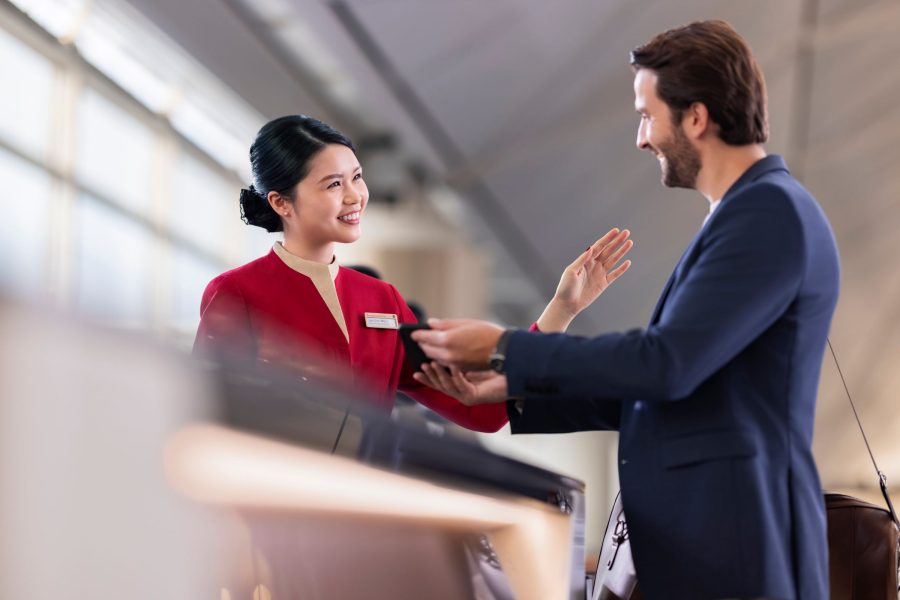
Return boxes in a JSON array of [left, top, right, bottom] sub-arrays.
[[281, 236, 334, 264]]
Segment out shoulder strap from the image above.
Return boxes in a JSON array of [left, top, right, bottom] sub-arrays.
[[828, 338, 900, 529]]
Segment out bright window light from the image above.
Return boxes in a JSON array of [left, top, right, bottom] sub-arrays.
[[10, 0, 87, 40], [0, 26, 54, 160], [75, 88, 156, 215], [0, 149, 52, 297], [76, 32, 174, 114], [10, 0, 261, 181]]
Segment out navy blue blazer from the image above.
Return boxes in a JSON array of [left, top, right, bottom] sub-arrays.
[[505, 156, 839, 600]]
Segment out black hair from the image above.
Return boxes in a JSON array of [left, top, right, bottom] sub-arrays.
[[239, 115, 356, 232]]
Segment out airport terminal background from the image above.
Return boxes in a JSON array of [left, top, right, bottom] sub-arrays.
[[2, 0, 900, 598]]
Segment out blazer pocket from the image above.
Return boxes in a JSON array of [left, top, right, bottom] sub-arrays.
[[662, 430, 757, 469]]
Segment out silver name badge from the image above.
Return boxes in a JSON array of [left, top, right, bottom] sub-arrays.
[[364, 312, 399, 329]]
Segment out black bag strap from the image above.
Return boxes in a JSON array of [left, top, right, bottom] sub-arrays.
[[828, 338, 900, 530]]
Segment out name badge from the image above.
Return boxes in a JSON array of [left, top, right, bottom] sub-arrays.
[[364, 312, 399, 329]]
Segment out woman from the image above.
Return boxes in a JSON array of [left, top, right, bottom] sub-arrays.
[[193, 115, 632, 432]]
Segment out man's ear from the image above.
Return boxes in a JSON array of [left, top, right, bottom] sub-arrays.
[[682, 101, 711, 140]]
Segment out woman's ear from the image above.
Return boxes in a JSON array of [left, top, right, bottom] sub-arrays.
[[267, 191, 291, 217]]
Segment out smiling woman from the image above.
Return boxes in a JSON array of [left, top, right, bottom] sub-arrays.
[[192, 115, 509, 432]]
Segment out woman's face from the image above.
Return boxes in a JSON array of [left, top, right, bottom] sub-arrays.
[[289, 143, 368, 245]]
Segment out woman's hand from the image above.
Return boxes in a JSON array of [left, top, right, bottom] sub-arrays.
[[412, 362, 509, 406], [537, 228, 633, 332]]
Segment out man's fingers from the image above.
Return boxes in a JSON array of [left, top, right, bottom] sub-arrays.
[[411, 328, 446, 345], [426, 317, 476, 331], [417, 341, 450, 363]]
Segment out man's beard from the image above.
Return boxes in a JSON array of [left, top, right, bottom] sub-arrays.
[[656, 125, 701, 189]]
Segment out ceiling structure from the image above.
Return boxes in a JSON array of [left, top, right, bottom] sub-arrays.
[[124, 0, 900, 491]]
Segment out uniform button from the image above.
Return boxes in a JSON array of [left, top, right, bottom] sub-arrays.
[[621, 459, 628, 465]]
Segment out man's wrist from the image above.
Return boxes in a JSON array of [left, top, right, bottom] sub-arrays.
[[489, 328, 517, 374]]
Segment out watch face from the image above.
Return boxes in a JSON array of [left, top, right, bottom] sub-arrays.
[[489, 357, 504, 373]]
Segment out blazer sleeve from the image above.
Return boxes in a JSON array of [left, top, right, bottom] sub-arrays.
[[192, 275, 257, 364], [506, 323, 622, 433], [506, 185, 808, 403], [390, 288, 509, 433], [507, 397, 621, 433]]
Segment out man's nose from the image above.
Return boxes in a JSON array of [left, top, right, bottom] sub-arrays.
[[636, 123, 649, 151]]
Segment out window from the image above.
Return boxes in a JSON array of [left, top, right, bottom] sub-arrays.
[[0, 149, 52, 297], [0, 26, 54, 160], [0, 3, 255, 342], [74, 194, 154, 325], [75, 88, 157, 216], [170, 247, 220, 334], [170, 151, 234, 257]]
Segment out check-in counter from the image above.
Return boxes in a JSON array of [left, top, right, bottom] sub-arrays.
[[0, 298, 585, 600]]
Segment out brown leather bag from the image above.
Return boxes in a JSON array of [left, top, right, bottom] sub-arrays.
[[825, 341, 900, 600], [826, 491, 900, 599]]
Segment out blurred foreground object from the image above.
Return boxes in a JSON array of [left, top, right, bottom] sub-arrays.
[[0, 296, 586, 599]]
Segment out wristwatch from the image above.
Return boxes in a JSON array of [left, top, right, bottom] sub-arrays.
[[489, 329, 516, 374]]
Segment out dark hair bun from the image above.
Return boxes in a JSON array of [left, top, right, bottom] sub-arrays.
[[239, 185, 282, 233]]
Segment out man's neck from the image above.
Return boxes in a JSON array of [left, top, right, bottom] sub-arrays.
[[695, 143, 767, 204]]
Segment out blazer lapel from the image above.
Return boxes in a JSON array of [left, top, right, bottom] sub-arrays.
[[649, 271, 676, 325], [649, 229, 705, 325], [649, 156, 791, 325]]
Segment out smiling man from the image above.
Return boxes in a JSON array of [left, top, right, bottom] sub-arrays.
[[413, 20, 839, 600]]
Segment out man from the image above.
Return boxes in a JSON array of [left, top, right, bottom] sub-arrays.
[[413, 20, 838, 600]]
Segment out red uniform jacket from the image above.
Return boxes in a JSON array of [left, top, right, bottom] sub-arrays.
[[193, 250, 508, 432]]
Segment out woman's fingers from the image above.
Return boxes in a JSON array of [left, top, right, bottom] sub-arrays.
[[566, 228, 624, 275], [592, 228, 621, 250], [425, 361, 459, 394], [606, 259, 632, 284], [595, 229, 630, 262], [603, 238, 634, 267], [567, 239, 601, 272], [587, 228, 621, 259], [413, 368, 438, 389], [449, 367, 474, 393], [414, 362, 452, 392]]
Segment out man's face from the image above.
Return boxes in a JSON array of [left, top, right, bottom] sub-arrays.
[[634, 69, 701, 189]]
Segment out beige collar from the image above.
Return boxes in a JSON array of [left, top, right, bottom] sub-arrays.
[[273, 242, 347, 341], [273, 242, 340, 281]]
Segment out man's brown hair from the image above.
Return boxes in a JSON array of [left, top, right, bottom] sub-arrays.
[[630, 20, 768, 145]]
